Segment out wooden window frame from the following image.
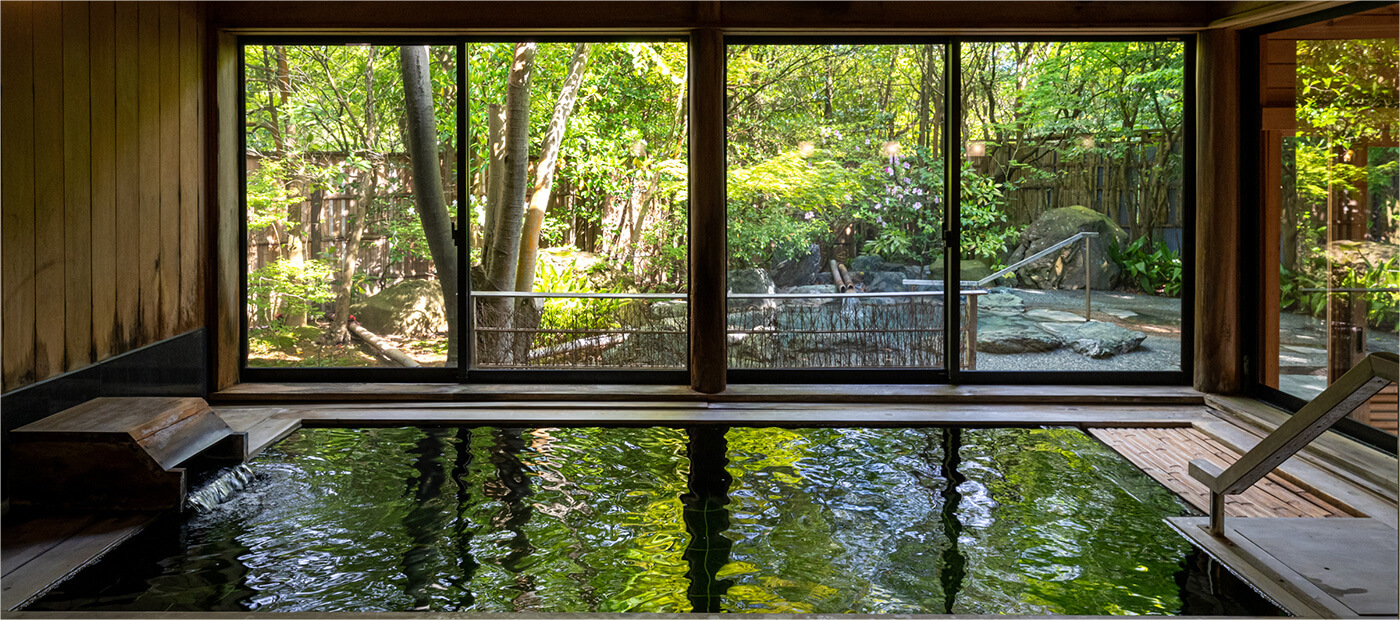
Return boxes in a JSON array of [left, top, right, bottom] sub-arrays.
[[213, 28, 1199, 392]]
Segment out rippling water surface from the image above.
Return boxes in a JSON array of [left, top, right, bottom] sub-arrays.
[[31, 426, 1280, 615]]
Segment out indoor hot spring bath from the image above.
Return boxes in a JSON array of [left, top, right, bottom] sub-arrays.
[[28, 425, 1282, 615]]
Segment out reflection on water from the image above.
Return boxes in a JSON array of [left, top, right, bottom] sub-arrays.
[[31, 427, 1280, 615]]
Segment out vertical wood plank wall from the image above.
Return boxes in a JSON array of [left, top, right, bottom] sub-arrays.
[[1, 2, 207, 393]]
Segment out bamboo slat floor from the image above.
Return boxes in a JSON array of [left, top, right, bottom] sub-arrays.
[[1088, 427, 1359, 518]]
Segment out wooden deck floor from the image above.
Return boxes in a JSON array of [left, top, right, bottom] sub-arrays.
[[1, 513, 155, 611], [1088, 426, 1360, 518]]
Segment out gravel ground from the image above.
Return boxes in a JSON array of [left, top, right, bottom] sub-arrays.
[[971, 288, 1184, 372]]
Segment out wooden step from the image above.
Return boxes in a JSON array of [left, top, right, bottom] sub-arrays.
[[1088, 426, 1359, 518]]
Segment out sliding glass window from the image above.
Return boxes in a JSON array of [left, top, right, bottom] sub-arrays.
[[1253, 5, 1398, 441], [466, 41, 689, 372], [725, 42, 950, 372], [242, 43, 459, 371], [957, 40, 1188, 375]]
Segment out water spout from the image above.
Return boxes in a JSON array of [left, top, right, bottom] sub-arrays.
[[186, 464, 254, 513]]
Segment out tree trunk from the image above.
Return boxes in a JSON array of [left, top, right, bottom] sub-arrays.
[[482, 104, 506, 261], [481, 42, 536, 364], [399, 46, 460, 365], [626, 61, 689, 270], [515, 42, 592, 293], [328, 166, 377, 344]]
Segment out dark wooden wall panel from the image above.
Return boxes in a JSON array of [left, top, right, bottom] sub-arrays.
[[179, 3, 201, 331], [90, 1, 118, 362], [137, 2, 160, 341], [63, 2, 92, 370], [159, 2, 181, 335], [32, 4, 66, 383], [0, 2, 208, 393], [113, 2, 140, 351], [2, 2, 37, 390]]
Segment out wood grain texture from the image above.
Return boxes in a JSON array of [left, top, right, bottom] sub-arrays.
[[207, 1, 1225, 32], [1194, 29, 1243, 394], [211, 381, 1206, 404], [2, 1, 37, 391], [159, 2, 181, 337], [89, 2, 118, 362], [137, 2, 161, 343], [62, 2, 93, 370], [689, 28, 725, 393], [113, 1, 140, 352], [32, 1, 67, 381], [214, 31, 241, 391], [0, 514, 154, 611], [1089, 427, 1356, 518], [0, 515, 96, 577], [178, 2, 200, 331]]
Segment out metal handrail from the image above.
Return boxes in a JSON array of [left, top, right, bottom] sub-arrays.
[[470, 291, 685, 299], [980, 231, 1098, 320], [977, 231, 1099, 286], [469, 290, 989, 300], [1188, 351, 1399, 537]]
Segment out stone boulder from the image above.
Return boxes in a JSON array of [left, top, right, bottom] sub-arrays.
[[929, 257, 994, 282], [903, 265, 931, 280], [978, 291, 1025, 314], [1049, 320, 1146, 358], [976, 316, 1063, 353], [350, 279, 446, 338], [865, 271, 908, 292], [728, 268, 775, 295], [785, 284, 841, 307], [1005, 205, 1128, 290], [850, 254, 886, 273], [771, 243, 823, 288]]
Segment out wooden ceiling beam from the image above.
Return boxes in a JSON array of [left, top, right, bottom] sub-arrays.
[[209, 1, 1227, 34]]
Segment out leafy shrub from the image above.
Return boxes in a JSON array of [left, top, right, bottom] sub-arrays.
[[247, 257, 338, 327], [1109, 237, 1182, 297], [533, 260, 628, 347], [727, 150, 860, 268]]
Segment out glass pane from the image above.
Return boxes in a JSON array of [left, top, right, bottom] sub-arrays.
[[466, 42, 689, 369], [1264, 18, 1398, 435], [959, 41, 1185, 372], [244, 44, 458, 368], [725, 44, 948, 369]]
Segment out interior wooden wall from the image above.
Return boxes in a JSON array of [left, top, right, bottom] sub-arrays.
[[1, 1, 206, 393]]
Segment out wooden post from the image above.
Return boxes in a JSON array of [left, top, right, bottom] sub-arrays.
[[1195, 28, 1245, 394], [213, 31, 240, 390], [689, 28, 725, 394]]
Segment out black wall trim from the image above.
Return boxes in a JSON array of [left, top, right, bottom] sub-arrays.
[[1, 328, 209, 440]]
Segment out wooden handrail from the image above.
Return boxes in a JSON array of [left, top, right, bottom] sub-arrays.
[[1189, 351, 1398, 536]]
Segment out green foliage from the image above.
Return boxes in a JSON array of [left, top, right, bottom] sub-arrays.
[[247, 257, 337, 327], [246, 160, 306, 233], [959, 162, 1017, 266], [1109, 237, 1182, 297], [1281, 255, 1399, 330], [727, 150, 860, 268], [533, 260, 628, 347]]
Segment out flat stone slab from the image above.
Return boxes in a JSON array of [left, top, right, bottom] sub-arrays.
[[1170, 516, 1397, 618], [1100, 307, 1138, 319], [1026, 308, 1088, 322]]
